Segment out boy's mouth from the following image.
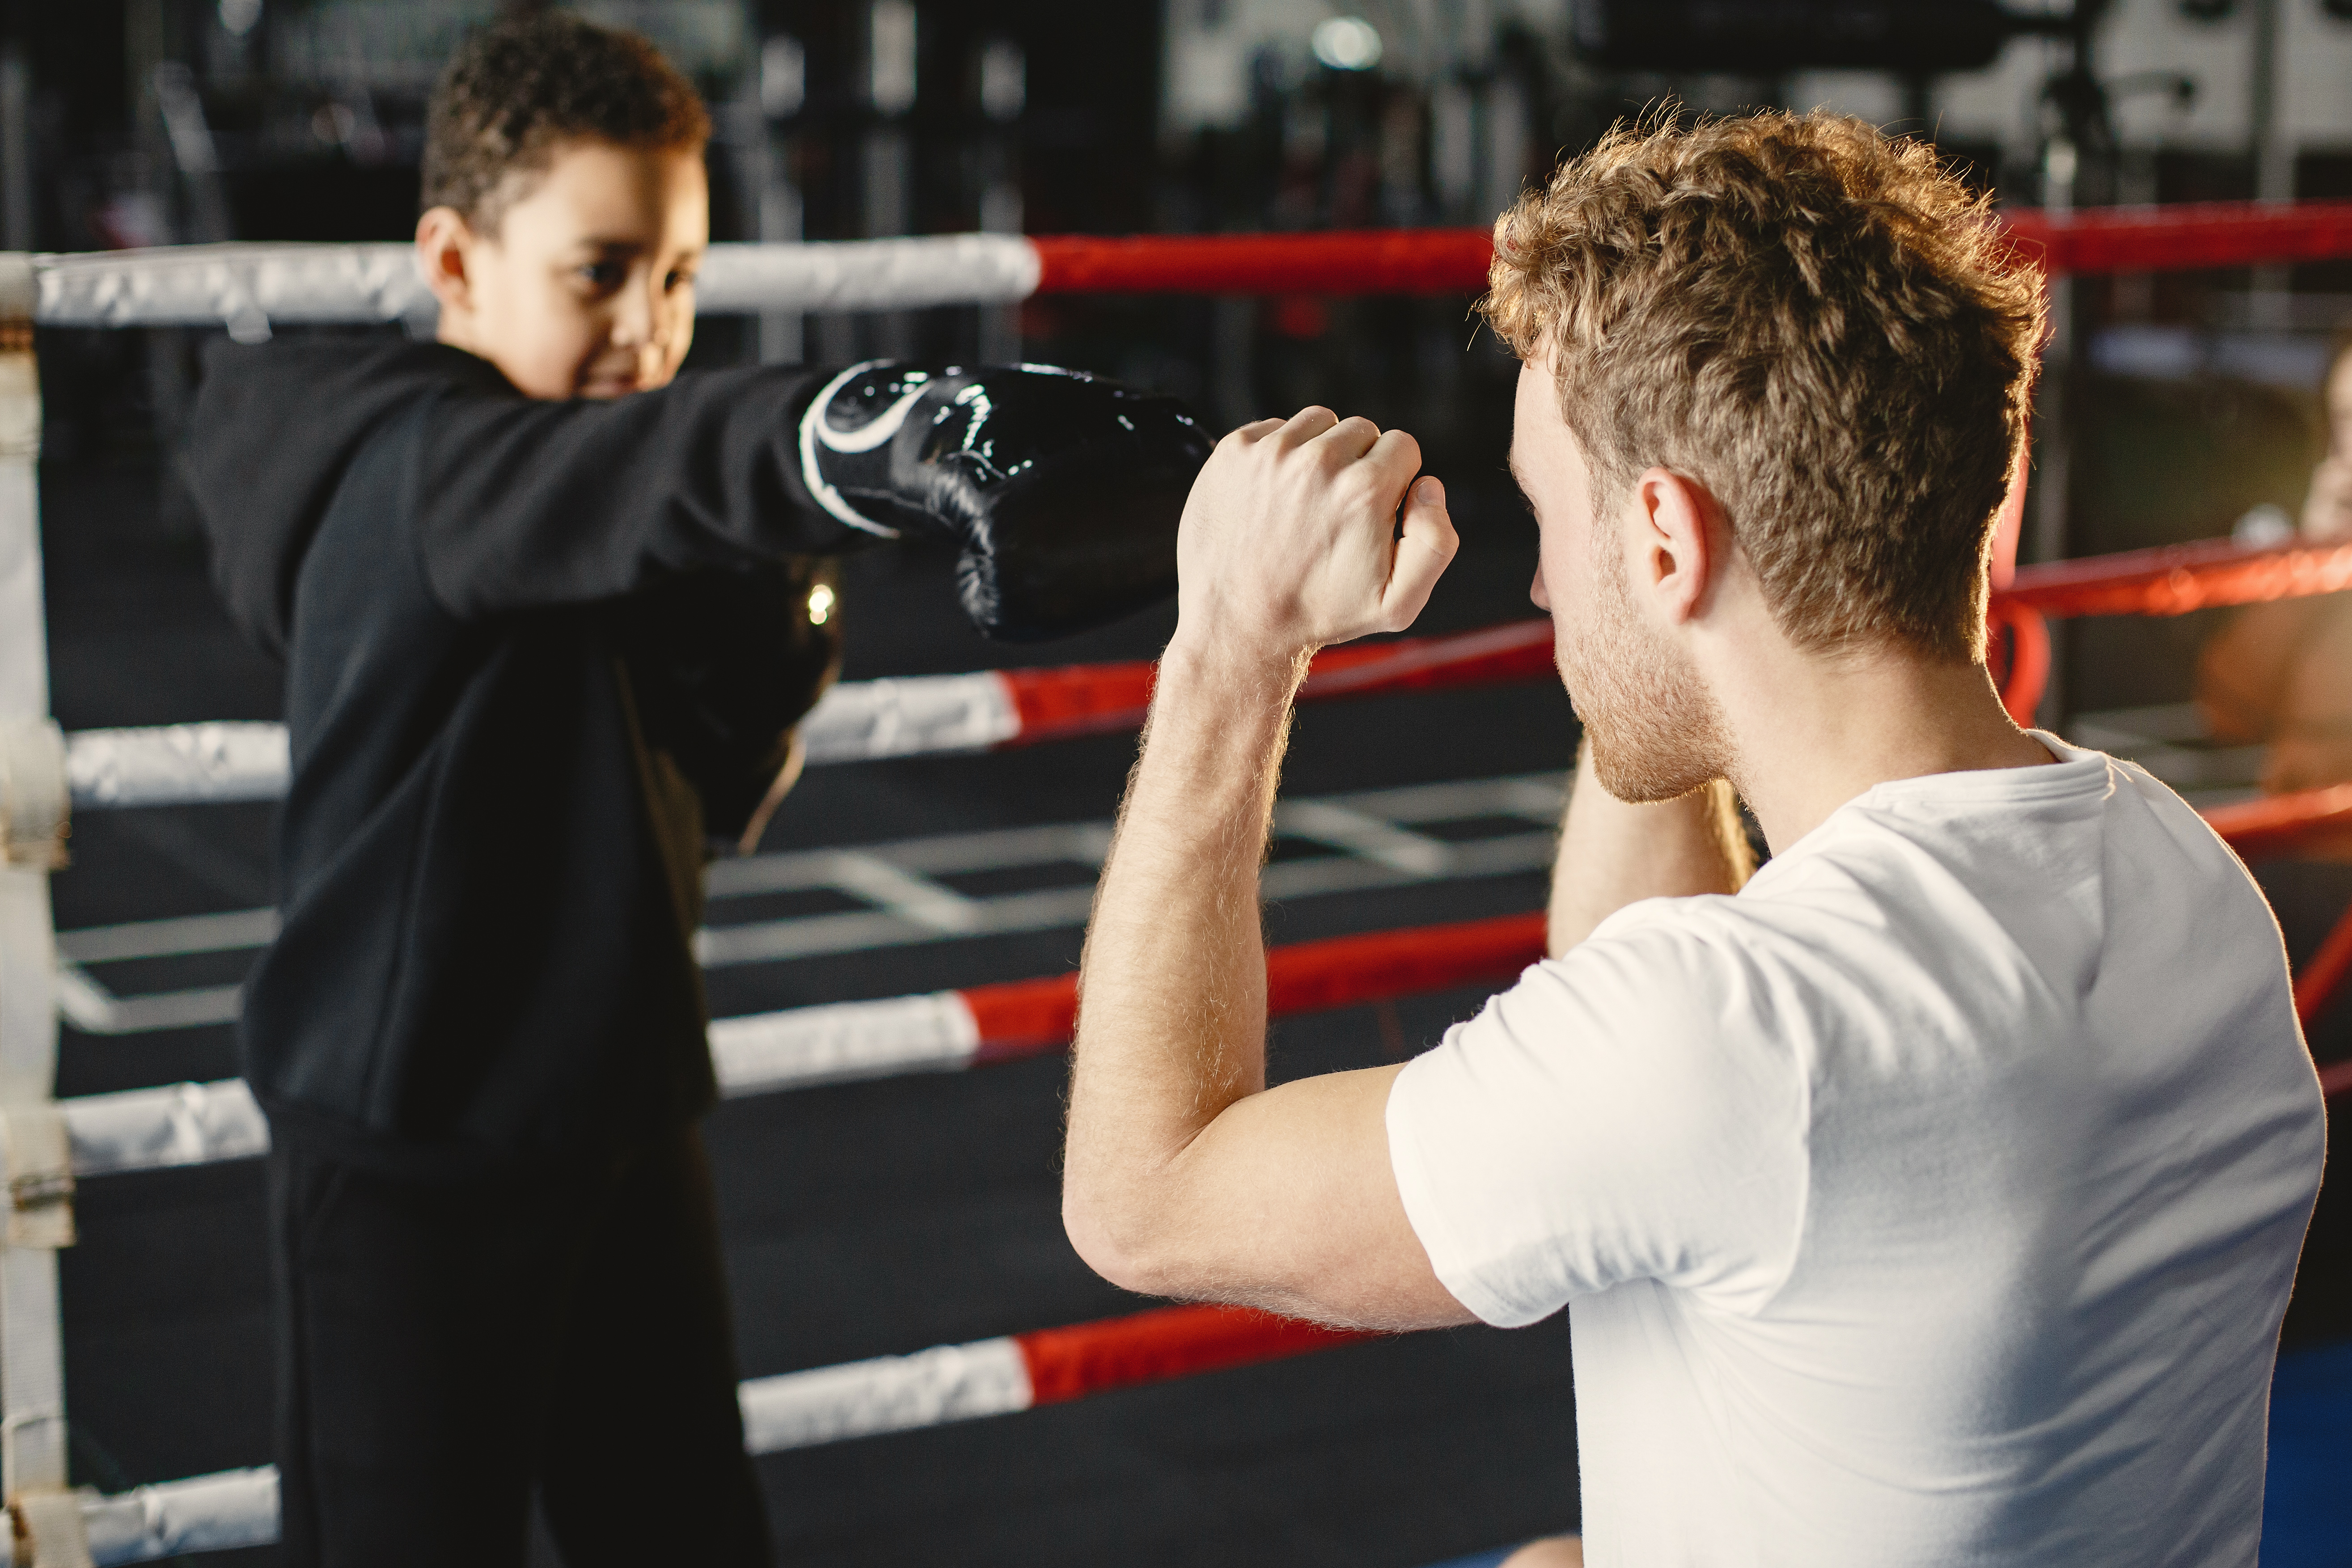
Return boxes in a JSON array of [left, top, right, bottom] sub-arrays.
[[575, 362, 646, 398]]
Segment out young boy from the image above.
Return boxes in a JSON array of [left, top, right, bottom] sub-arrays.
[[182, 15, 1203, 1566]]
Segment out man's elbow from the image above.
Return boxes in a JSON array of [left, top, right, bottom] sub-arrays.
[[1061, 1183, 1181, 1298]]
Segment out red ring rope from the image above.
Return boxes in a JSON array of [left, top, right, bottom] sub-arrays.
[[965, 909, 1548, 1063], [1032, 229, 1495, 296], [998, 620, 1556, 748], [1995, 538, 2352, 620], [1016, 1303, 1370, 1406], [991, 539, 2352, 755], [1025, 200, 2352, 297]]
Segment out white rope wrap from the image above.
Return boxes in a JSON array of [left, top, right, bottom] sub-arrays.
[[58, 1081, 266, 1179], [63, 674, 1020, 809], [63, 723, 288, 808], [709, 992, 978, 1097], [51, 985, 979, 1176], [0, 1107, 71, 1248], [796, 672, 1020, 765], [35, 245, 428, 336], [737, 1336, 1032, 1454], [0, 1467, 280, 1568], [17, 1334, 1032, 1563], [16, 236, 1042, 332], [697, 233, 1040, 315]]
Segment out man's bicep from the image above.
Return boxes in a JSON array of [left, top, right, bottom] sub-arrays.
[[1171, 1064, 1476, 1331], [1385, 943, 1808, 1323]]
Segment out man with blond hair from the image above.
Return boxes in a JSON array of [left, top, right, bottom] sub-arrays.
[[1061, 112, 2327, 1566]]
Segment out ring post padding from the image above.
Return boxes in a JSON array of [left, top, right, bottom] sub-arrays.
[[8, 1486, 91, 1568], [0, 1112, 68, 1251], [0, 258, 30, 329], [0, 271, 69, 1523], [0, 722, 64, 871]]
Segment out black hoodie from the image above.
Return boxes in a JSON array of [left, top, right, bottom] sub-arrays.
[[183, 337, 863, 1177]]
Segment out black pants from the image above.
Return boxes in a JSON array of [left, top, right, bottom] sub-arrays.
[[268, 1125, 771, 1568]]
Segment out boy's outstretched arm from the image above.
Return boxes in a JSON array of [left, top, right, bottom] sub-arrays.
[[419, 361, 1207, 640]]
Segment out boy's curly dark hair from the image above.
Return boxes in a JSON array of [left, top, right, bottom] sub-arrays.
[[422, 11, 711, 233]]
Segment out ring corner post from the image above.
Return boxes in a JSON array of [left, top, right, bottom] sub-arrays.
[[0, 275, 89, 1567]]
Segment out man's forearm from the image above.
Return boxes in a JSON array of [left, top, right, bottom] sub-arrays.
[[1065, 640, 1304, 1275], [1547, 742, 1754, 955]]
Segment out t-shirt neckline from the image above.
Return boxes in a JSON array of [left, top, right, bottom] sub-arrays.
[[1758, 730, 2111, 871]]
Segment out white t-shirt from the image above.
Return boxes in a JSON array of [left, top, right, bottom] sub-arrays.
[[1387, 739, 2327, 1568]]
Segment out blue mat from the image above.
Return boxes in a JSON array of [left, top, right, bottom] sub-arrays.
[[2266, 1338, 2352, 1568], [1417, 1338, 2352, 1568]]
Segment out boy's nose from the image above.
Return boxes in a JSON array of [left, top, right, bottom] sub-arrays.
[[611, 273, 667, 349]]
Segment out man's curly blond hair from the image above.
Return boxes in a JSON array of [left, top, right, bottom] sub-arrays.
[[1481, 111, 2044, 661]]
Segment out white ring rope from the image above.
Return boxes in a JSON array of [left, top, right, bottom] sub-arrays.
[[64, 671, 1020, 808], [17, 1333, 1035, 1565], [4, 234, 1043, 333], [56, 984, 983, 1179], [0, 1327, 1032, 1564]]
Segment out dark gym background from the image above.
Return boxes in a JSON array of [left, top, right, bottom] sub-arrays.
[[9, 2, 2348, 1562]]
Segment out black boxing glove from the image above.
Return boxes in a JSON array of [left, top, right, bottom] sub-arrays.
[[797, 361, 1211, 640]]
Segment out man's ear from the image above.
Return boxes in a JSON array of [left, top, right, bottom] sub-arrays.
[[1630, 465, 1718, 625], [415, 206, 478, 320]]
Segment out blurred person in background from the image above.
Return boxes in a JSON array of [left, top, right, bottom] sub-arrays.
[[2199, 336, 2352, 799]]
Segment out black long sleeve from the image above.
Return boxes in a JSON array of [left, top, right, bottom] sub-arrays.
[[182, 337, 856, 1174], [418, 362, 876, 617]]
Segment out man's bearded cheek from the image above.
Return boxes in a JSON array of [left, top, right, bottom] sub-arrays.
[[1576, 630, 1729, 804]]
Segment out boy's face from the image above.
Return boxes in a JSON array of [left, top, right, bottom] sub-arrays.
[[418, 136, 708, 400]]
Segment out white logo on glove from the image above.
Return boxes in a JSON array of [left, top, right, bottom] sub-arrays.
[[798, 360, 933, 538]]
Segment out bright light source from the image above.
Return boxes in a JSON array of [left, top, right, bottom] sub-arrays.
[[1311, 16, 1382, 72], [807, 583, 836, 626], [981, 38, 1026, 123], [871, 0, 918, 117], [761, 36, 806, 120]]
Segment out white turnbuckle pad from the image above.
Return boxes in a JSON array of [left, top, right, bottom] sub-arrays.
[[9, 1486, 94, 1568], [0, 722, 63, 872], [0, 1107, 68, 1252]]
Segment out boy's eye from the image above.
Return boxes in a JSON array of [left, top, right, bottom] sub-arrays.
[[579, 261, 627, 291], [664, 268, 697, 293]]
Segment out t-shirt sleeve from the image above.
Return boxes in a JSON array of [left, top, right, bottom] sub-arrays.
[[1386, 903, 1808, 1328]]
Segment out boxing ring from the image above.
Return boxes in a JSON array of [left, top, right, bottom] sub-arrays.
[[1, 202, 2351, 1563]]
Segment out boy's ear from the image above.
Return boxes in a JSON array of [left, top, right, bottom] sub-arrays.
[[415, 206, 477, 318]]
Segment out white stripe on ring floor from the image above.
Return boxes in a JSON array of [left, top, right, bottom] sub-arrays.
[[54, 771, 1568, 1036]]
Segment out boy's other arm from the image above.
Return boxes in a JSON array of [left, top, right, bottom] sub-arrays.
[[1547, 744, 1752, 956], [416, 365, 859, 617]]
